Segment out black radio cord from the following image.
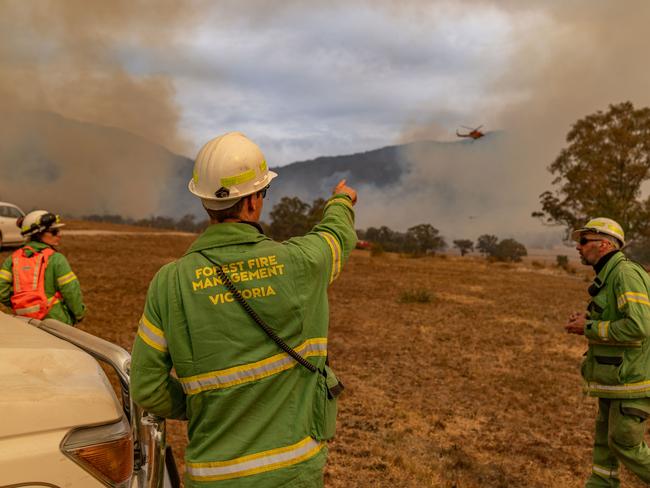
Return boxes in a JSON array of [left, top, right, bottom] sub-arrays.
[[199, 251, 317, 373]]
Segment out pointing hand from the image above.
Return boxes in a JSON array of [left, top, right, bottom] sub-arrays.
[[333, 179, 357, 205]]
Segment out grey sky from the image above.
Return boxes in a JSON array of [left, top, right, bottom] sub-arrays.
[[2, 1, 650, 243], [167, 2, 520, 164]]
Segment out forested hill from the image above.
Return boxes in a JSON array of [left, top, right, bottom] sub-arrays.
[[267, 144, 406, 202]]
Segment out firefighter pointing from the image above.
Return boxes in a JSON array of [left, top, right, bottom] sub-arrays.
[[566, 217, 650, 486], [130, 132, 357, 487], [0, 210, 86, 325]]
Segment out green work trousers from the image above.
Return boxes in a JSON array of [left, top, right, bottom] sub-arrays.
[[585, 398, 650, 487]]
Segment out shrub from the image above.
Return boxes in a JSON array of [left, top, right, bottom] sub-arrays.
[[492, 238, 528, 262], [476, 234, 498, 256], [370, 243, 385, 257], [404, 224, 446, 255], [453, 239, 474, 256], [556, 255, 569, 269], [398, 289, 432, 303]]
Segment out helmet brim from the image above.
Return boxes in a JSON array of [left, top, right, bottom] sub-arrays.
[[201, 197, 244, 211], [570, 228, 590, 241], [21, 223, 65, 236], [571, 227, 624, 246]]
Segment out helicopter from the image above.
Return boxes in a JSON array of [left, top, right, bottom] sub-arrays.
[[456, 125, 485, 140]]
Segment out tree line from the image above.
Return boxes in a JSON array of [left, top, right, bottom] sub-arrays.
[[533, 101, 650, 264], [85, 198, 528, 261], [268, 196, 528, 260], [357, 224, 446, 255], [83, 214, 209, 233]]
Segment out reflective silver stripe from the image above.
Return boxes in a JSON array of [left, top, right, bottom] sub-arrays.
[[187, 437, 323, 481], [32, 256, 40, 290], [13, 259, 21, 293], [180, 338, 327, 395], [585, 380, 650, 394], [137, 316, 168, 352], [325, 196, 353, 211], [15, 305, 40, 316], [57, 271, 77, 286], [597, 321, 610, 340], [618, 291, 650, 308], [592, 464, 619, 478], [318, 232, 341, 283]]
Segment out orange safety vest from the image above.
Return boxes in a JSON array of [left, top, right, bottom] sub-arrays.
[[11, 246, 62, 319]]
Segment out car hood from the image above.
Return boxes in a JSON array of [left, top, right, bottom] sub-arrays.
[[0, 313, 123, 438]]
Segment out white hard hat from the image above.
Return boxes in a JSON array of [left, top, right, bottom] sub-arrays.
[[20, 210, 65, 237], [571, 217, 625, 246], [188, 132, 278, 210]]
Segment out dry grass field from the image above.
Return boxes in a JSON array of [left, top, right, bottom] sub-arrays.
[[2, 226, 648, 487]]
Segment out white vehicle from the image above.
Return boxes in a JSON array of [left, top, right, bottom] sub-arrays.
[[0, 202, 26, 248], [0, 312, 179, 487]]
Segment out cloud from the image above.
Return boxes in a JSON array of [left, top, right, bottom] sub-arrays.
[[176, 2, 516, 163]]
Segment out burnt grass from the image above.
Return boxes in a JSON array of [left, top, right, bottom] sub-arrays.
[[2, 229, 648, 487]]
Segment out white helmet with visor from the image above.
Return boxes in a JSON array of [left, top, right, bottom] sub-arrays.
[[571, 217, 625, 247], [188, 132, 277, 210], [19, 210, 65, 237]]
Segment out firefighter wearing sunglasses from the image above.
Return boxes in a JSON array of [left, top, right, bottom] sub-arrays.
[[566, 217, 650, 486], [0, 210, 85, 325]]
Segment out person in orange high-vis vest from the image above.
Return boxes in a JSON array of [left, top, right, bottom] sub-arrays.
[[0, 210, 85, 325]]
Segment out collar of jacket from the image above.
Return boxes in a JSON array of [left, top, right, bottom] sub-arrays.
[[23, 241, 53, 256], [593, 250, 617, 274], [591, 251, 625, 291], [184, 222, 269, 255]]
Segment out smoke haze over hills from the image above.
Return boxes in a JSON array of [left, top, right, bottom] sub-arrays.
[[0, 109, 561, 246], [0, 110, 199, 218], [267, 132, 564, 246]]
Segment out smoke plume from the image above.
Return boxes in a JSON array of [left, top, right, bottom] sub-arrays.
[[361, 1, 650, 245], [0, 1, 194, 217]]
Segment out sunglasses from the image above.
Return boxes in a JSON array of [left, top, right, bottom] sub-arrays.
[[579, 237, 602, 246], [258, 185, 270, 199], [47, 228, 60, 236]]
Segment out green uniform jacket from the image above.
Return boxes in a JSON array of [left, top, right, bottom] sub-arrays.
[[582, 251, 650, 398], [130, 194, 356, 487], [0, 241, 86, 325]]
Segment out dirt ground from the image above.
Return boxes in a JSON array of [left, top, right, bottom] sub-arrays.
[[2, 229, 648, 487]]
